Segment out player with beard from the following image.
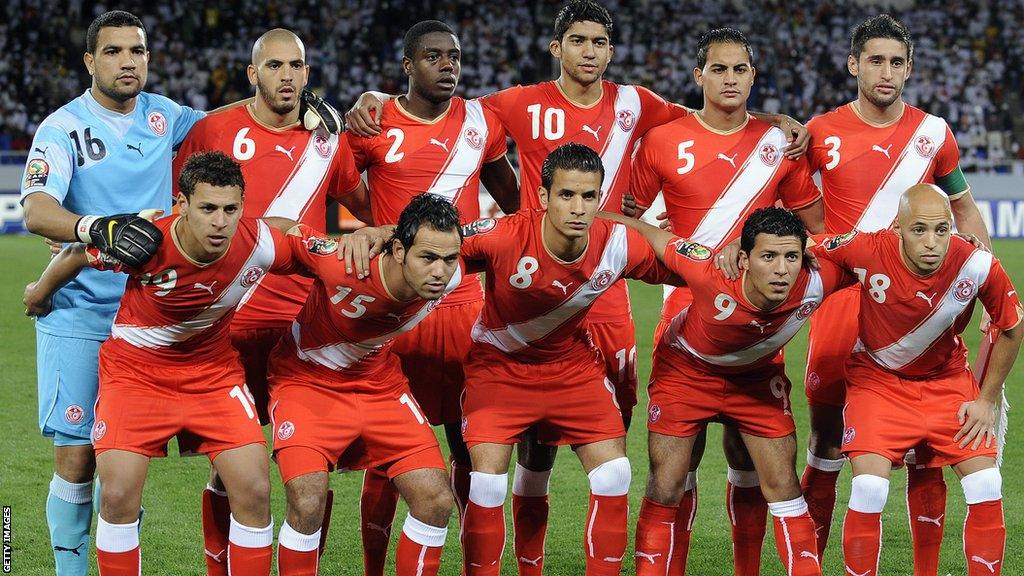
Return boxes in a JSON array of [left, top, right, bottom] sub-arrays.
[[343, 20, 519, 576], [170, 28, 371, 576], [798, 16, 992, 571]]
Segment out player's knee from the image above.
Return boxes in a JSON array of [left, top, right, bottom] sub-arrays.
[[286, 481, 327, 523], [849, 474, 890, 513], [645, 466, 687, 504], [588, 456, 631, 497], [54, 445, 96, 482], [410, 484, 454, 527], [230, 474, 271, 515], [961, 467, 1001, 504], [468, 471, 507, 508], [98, 482, 140, 522]]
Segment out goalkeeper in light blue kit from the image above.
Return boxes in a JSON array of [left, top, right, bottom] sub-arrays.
[[19, 11, 201, 575]]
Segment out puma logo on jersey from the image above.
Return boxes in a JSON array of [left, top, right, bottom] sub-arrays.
[[717, 153, 738, 168], [193, 281, 217, 295], [127, 142, 144, 157], [518, 556, 543, 566], [204, 548, 226, 563], [916, 514, 943, 526], [915, 291, 936, 307], [871, 144, 892, 159], [750, 319, 771, 334], [635, 551, 662, 564], [971, 556, 1000, 573], [34, 146, 49, 157], [275, 145, 296, 160], [552, 280, 573, 295], [581, 124, 602, 140], [845, 566, 870, 576], [429, 138, 450, 152]]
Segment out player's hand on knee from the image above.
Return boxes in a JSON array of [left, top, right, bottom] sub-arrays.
[[955, 399, 997, 450], [76, 212, 164, 268], [714, 238, 744, 280], [24, 281, 52, 317], [300, 89, 344, 134], [344, 92, 387, 137], [779, 115, 809, 160]]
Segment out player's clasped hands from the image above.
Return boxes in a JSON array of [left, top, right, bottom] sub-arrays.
[[954, 399, 998, 450]]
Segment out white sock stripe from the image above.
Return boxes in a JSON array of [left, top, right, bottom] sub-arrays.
[[779, 516, 794, 576], [402, 514, 448, 548], [687, 488, 698, 531], [805, 450, 846, 472], [49, 474, 93, 505], [415, 544, 428, 576], [468, 472, 507, 508], [727, 468, 761, 488], [512, 463, 552, 497], [96, 516, 139, 553], [727, 482, 737, 526], [961, 468, 1002, 504], [769, 496, 809, 518], [228, 515, 273, 548], [586, 499, 599, 558], [205, 484, 229, 498], [278, 521, 320, 552]]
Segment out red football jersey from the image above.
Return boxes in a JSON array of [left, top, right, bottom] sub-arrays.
[[482, 80, 686, 322], [813, 230, 1022, 377], [461, 210, 675, 362], [90, 217, 296, 365], [658, 237, 854, 373], [807, 103, 964, 234], [172, 106, 363, 330], [346, 97, 506, 305], [270, 225, 465, 386]]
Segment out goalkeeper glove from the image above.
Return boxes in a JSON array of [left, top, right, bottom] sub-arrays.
[[75, 213, 163, 268], [300, 89, 344, 133]]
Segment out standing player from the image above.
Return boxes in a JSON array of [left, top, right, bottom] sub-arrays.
[[19, 11, 203, 575], [343, 21, 519, 575], [813, 185, 1021, 576], [269, 194, 465, 576], [627, 28, 824, 575], [169, 28, 369, 575], [458, 143, 679, 576], [800, 16, 993, 569], [23, 152, 302, 576]]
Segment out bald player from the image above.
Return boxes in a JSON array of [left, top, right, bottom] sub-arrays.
[[172, 28, 370, 575], [811, 185, 1022, 575]]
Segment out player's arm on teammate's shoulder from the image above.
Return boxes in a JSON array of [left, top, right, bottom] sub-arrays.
[[344, 91, 398, 137], [23, 244, 99, 317], [480, 156, 520, 214], [949, 191, 992, 249], [596, 211, 675, 259], [747, 111, 808, 160]]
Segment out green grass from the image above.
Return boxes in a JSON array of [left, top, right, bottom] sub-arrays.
[[1, 235, 1021, 575]]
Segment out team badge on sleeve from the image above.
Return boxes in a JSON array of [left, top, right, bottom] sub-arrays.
[[462, 218, 496, 237], [824, 231, 857, 251], [24, 158, 49, 187], [672, 239, 712, 261], [304, 236, 338, 256]]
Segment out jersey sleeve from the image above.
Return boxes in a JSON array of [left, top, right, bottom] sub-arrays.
[[344, 131, 372, 172], [809, 230, 873, 272], [171, 122, 207, 199], [629, 136, 664, 209], [282, 224, 341, 276], [659, 236, 716, 284], [84, 245, 127, 272], [815, 256, 858, 294], [978, 256, 1023, 331], [329, 137, 363, 200], [479, 86, 519, 131], [623, 226, 679, 285], [459, 217, 504, 260], [267, 224, 304, 275], [20, 119, 76, 205], [482, 106, 509, 163], [169, 101, 206, 148], [804, 117, 829, 174], [635, 85, 688, 136], [779, 156, 822, 211], [934, 124, 969, 200]]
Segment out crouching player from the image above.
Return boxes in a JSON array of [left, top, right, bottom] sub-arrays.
[[602, 207, 853, 576], [268, 193, 465, 576], [23, 151, 302, 576], [814, 184, 1023, 576]]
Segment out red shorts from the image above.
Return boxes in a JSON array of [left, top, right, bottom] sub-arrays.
[[841, 354, 996, 468], [94, 354, 264, 461], [647, 345, 796, 439], [269, 367, 445, 484], [392, 299, 482, 426], [231, 326, 288, 425], [805, 286, 860, 407], [461, 345, 625, 447], [586, 316, 639, 412]]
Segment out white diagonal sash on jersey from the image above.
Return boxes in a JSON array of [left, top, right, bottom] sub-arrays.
[[112, 220, 278, 347], [473, 224, 630, 353], [860, 250, 992, 370], [670, 270, 824, 367], [424, 100, 489, 203], [264, 131, 339, 220], [856, 114, 947, 232], [598, 85, 641, 209], [294, 266, 463, 370], [690, 127, 786, 247]]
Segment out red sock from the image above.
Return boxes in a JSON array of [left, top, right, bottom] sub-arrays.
[[512, 494, 548, 574], [395, 515, 447, 576], [227, 517, 272, 576], [202, 486, 231, 576], [842, 509, 881, 576], [964, 500, 1005, 576], [800, 459, 842, 555], [583, 493, 628, 576], [906, 465, 946, 576], [277, 522, 319, 576], [97, 548, 140, 576], [463, 501, 505, 576], [451, 461, 472, 522], [361, 468, 400, 576], [771, 511, 821, 576], [635, 498, 677, 576], [727, 477, 768, 576], [670, 484, 698, 575]]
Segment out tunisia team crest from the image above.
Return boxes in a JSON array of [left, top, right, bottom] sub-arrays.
[[463, 127, 484, 150], [953, 278, 977, 302], [914, 135, 936, 158], [648, 404, 661, 423], [806, 372, 820, 391], [65, 404, 84, 424], [277, 421, 295, 440], [843, 426, 856, 445], [240, 266, 265, 288], [616, 109, 636, 132], [759, 142, 781, 166], [591, 269, 615, 290], [93, 420, 107, 441], [796, 301, 818, 320], [314, 133, 332, 158], [148, 111, 167, 136]]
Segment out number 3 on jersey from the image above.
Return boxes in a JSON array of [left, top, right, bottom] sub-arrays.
[[510, 256, 539, 289]]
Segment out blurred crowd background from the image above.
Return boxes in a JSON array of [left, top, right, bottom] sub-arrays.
[[3, 0, 1023, 171]]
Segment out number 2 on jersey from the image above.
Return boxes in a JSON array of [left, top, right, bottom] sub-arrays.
[[385, 128, 405, 163]]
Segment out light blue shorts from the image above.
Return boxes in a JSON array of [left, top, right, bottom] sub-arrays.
[[37, 331, 102, 443]]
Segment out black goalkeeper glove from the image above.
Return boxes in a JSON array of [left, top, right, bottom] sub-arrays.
[[75, 213, 163, 268], [300, 89, 344, 134]]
